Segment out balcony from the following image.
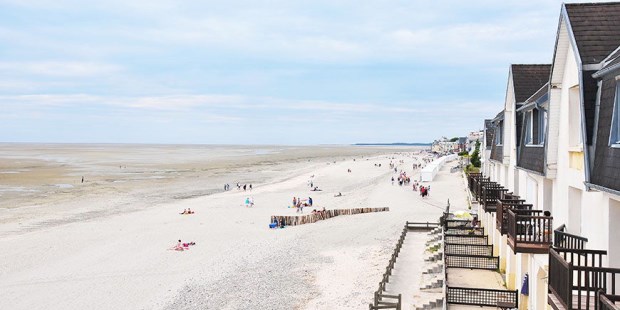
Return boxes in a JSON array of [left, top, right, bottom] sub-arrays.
[[549, 248, 620, 310], [496, 200, 531, 235], [506, 209, 552, 254], [554, 225, 588, 250], [481, 185, 508, 213]]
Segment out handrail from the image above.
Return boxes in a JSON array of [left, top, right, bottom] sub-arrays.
[[506, 209, 552, 253], [553, 229, 588, 250], [597, 291, 620, 310], [446, 286, 518, 308], [549, 248, 620, 310]]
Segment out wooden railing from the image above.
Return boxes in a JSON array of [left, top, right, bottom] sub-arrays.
[[549, 248, 620, 310], [496, 200, 530, 235], [481, 185, 508, 212], [446, 286, 518, 308], [506, 209, 552, 253], [371, 224, 407, 310], [475, 180, 495, 203], [467, 172, 482, 195], [597, 290, 620, 310], [553, 225, 588, 250]]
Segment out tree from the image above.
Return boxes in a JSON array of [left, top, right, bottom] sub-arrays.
[[449, 137, 459, 142], [470, 140, 481, 168]]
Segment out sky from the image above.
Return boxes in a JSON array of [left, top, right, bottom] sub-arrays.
[[0, 0, 605, 144]]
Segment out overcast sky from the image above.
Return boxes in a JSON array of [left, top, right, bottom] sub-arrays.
[[0, 0, 602, 144]]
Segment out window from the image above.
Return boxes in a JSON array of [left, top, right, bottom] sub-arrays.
[[539, 109, 547, 144], [610, 80, 620, 146], [525, 110, 533, 144], [525, 107, 546, 146], [496, 121, 504, 145]]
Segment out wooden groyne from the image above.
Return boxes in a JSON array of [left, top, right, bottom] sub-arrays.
[[270, 207, 389, 227]]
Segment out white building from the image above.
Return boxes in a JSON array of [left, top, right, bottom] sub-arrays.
[[476, 3, 620, 309]]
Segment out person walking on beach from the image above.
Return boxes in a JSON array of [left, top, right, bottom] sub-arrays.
[[81, 176, 84, 183], [249, 184, 252, 191], [308, 197, 313, 207], [243, 184, 247, 191]]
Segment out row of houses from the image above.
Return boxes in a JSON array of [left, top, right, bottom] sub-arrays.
[[478, 2, 620, 309], [431, 133, 482, 155]]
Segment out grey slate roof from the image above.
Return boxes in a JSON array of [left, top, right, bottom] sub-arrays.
[[511, 65, 551, 103], [565, 2, 620, 65]]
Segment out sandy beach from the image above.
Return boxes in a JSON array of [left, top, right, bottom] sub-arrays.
[[0, 144, 468, 310]]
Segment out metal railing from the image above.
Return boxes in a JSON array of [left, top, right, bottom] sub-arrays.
[[445, 254, 499, 270], [444, 234, 488, 245], [445, 243, 493, 256], [444, 227, 485, 236], [446, 286, 518, 308]]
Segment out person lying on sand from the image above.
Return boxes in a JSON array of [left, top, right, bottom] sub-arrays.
[[170, 240, 196, 251], [180, 208, 195, 215], [311, 186, 322, 191], [334, 192, 342, 197]]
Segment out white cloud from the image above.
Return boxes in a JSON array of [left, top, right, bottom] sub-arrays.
[[0, 61, 122, 77]]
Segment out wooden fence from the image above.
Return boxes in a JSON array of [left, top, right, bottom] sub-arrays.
[[270, 207, 389, 227]]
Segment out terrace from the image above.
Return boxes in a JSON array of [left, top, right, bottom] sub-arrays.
[[548, 248, 620, 310], [495, 199, 530, 235], [506, 209, 552, 254]]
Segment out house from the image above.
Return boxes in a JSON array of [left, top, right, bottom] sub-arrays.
[[472, 3, 620, 310]]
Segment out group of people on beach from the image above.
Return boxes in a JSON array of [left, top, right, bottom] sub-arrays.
[[420, 185, 430, 197], [179, 208, 195, 215], [223, 183, 253, 191], [292, 196, 313, 213]]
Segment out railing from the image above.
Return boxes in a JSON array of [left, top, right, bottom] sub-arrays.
[[481, 185, 508, 212], [597, 290, 620, 310], [406, 221, 440, 231], [553, 225, 588, 249], [445, 254, 499, 270], [445, 234, 488, 245], [475, 180, 495, 202], [496, 201, 532, 235], [549, 248, 574, 310], [444, 219, 471, 228], [370, 292, 401, 310], [506, 209, 552, 253], [446, 286, 518, 308], [445, 243, 493, 256], [445, 227, 485, 236], [549, 248, 620, 310], [370, 225, 406, 310]]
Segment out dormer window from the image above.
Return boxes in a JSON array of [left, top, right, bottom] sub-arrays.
[[610, 78, 620, 146], [525, 107, 546, 146], [496, 120, 504, 145]]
